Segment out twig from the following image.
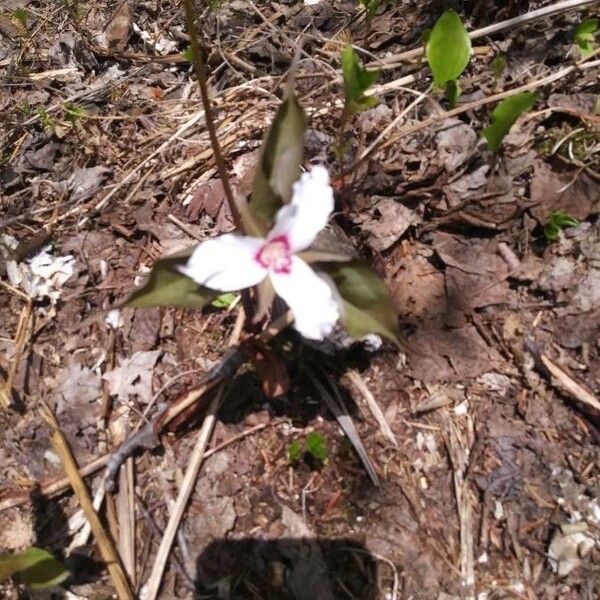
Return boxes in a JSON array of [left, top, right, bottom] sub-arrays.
[[39, 402, 134, 600], [182, 0, 243, 233], [526, 339, 600, 413], [0, 283, 32, 409], [142, 386, 225, 600], [118, 457, 136, 584], [0, 453, 110, 512], [345, 369, 397, 447], [443, 415, 475, 600], [0, 420, 283, 513], [349, 57, 600, 173]]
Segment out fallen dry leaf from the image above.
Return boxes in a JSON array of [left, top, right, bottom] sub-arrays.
[[436, 119, 477, 172], [354, 197, 420, 252], [530, 159, 600, 222], [105, 1, 132, 52], [432, 233, 510, 311], [386, 242, 446, 324], [103, 350, 161, 404]]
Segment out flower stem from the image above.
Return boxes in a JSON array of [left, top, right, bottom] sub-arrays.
[[181, 0, 244, 233]]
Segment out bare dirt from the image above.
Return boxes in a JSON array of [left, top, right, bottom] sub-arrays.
[[1, 1, 599, 599]]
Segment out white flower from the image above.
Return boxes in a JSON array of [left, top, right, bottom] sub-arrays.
[[179, 166, 340, 340]]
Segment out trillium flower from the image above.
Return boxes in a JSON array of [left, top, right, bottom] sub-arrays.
[[179, 166, 340, 340]]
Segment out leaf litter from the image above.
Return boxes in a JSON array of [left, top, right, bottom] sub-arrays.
[[1, 1, 600, 599]]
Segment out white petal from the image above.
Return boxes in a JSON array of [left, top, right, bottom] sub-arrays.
[[268, 165, 334, 252], [270, 256, 339, 340], [178, 234, 267, 291]]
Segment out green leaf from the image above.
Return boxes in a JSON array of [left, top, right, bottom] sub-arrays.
[[306, 431, 328, 462], [181, 45, 194, 62], [0, 548, 68, 590], [544, 210, 579, 241], [123, 250, 218, 309], [445, 79, 461, 108], [575, 17, 598, 55], [322, 260, 400, 345], [65, 103, 85, 123], [342, 46, 379, 116], [482, 92, 538, 152], [288, 440, 302, 463], [211, 292, 238, 309], [251, 95, 306, 225], [426, 9, 471, 87]]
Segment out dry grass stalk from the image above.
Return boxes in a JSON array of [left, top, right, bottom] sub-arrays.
[[539, 353, 600, 413], [345, 369, 398, 447], [141, 385, 225, 600], [118, 457, 136, 585], [0, 283, 32, 409], [39, 402, 134, 600], [443, 414, 476, 600]]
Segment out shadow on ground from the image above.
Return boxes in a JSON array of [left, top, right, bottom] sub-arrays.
[[195, 537, 379, 600]]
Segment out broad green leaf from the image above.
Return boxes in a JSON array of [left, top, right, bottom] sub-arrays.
[[482, 92, 538, 152], [0, 548, 68, 590], [251, 95, 306, 224], [342, 46, 379, 115], [575, 17, 598, 55], [123, 250, 218, 309], [322, 260, 400, 345], [426, 10, 471, 87], [445, 79, 461, 108], [306, 431, 328, 462]]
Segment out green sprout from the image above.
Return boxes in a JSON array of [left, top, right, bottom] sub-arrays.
[[288, 432, 329, 467], [211, 292, 238, 309], [288, 440, 302, 464], [36, 106, 54, 129], [306, 431, 328, 463], [575, 17, 598, 56], [65, 103, 85, 123], [492, 55, 507, 78], [20, 99, 32, 117], [13, 8, 28, 30], [544, 211, 579, 241], [341, 46, 379, 118]]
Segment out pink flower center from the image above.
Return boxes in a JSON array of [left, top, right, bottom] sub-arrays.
[[255, 235, 292, 274]]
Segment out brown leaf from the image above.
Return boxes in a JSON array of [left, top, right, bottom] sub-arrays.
[[432, 233, 510, 312], [436, 119, 477, 172], [530, 159, 600, 222], [102, 350, 161, 404], [386, 243, 446, 324], [247, 342, 289, 398], [105, 1, 132, 52], [186, 179, 234, 233], [353, 197, 420, 252], [130, 308, 161, 351]]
